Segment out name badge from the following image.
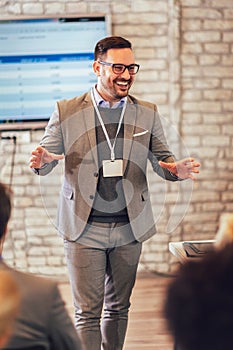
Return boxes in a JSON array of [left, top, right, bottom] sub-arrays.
[[102, 159, 123, 177]]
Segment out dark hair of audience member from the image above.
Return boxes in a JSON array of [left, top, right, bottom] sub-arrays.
[[0, 183, 12, 238], [164, 243, 233, 350]]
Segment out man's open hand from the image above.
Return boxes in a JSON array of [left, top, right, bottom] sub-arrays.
[[29, 146, 64, 169], [159, 157, 200, 180]]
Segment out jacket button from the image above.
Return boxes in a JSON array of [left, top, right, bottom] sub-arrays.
[[89, 195, 94, 200]]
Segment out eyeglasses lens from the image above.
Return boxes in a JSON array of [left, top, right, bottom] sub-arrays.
[[113, 64, 139, 75]]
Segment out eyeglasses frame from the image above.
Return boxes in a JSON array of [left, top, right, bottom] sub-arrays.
[[98, 61, 140, 75]]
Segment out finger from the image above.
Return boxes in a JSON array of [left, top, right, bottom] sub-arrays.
[[29, 160, 40, 168], [31, 150, 42, 157], [29, 155, 38, 162], [188, 174, 197, 181], [50, 153, 64, 161], [32, 146, 44, 154], [31, 146, 45, 158], [159, 160, 171, 169], [181, 157, 194, 165], [189, 162, 201, 173], [192, 169, 200, 174]]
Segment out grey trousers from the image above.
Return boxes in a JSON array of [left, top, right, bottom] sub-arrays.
[[64, 233, 142, 350]]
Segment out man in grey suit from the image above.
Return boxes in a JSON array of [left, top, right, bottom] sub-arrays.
[[30, 36, 200, 350], [0, 182, 81, 350]]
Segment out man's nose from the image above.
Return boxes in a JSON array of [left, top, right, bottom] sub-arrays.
[[120, 68, 131, 80]]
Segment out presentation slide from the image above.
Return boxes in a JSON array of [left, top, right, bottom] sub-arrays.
[[0, 17, 108, 123]]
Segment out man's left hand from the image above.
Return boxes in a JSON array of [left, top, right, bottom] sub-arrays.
[[159, 158, 200, 181]]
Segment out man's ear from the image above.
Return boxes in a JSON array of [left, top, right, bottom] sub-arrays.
[[93, 61, 101, 76]]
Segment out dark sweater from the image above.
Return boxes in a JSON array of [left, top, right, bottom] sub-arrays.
[[89, 106, 129, 223]]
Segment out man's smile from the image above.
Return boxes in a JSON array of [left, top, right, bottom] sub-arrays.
[[115, 80, 131, 89]]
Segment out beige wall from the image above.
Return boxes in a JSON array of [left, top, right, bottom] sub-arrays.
[[0, 0, 233, 277]]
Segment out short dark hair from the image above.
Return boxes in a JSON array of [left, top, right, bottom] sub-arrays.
[[94, 36, 132, 61], [164, 244, 233, 350], [0, 183, 12, 238]]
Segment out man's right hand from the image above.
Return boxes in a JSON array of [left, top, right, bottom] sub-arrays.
[[29, 146, 64, 169]]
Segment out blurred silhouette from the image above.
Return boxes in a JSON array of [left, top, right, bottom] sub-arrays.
[[165, 242, 233, 350], [215, 213, 233, 249], [0, 182, 81, 350], [0, 270, 20, 349]]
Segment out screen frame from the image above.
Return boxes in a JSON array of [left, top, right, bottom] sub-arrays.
[[0, 13, 111, 131]]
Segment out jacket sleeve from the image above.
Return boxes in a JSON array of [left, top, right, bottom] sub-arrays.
[[48, 284, 81, 350], [149, 110, 179, 182], [33, 103, 64, 176]]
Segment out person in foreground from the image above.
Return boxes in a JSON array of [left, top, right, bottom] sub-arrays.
[[0, 270, 20, 349], [164, 243, 233, 350], [214, 212, 233, 249], [29, 36, 200, 350], [0, 182, 81, 350]]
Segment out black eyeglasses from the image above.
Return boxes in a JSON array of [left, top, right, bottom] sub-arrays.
[[98, 61, 140, 75]]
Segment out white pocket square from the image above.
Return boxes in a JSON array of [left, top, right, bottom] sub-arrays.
[[133, 130, 149, 137]]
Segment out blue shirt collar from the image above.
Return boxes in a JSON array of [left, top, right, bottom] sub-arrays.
[[92, 85, 126, 109]]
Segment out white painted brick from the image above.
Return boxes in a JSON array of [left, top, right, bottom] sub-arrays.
[[181, 0, 202, 5], [195, 79, 220, 89], [202, 135, 230, 147], [204, 19, 233, 30], [182, 19, 202, 31], [183, 90, 202, 101], [203, 89, 231, 100], [222, 124, 233, 135], [6, 2, 21, 14], [222, 54, 233, 65], [223, 102, 233, 111], [210, 0, 233, 7], [184, 31, 221, 42], [205, 42, 230, 54], [65, 2, 88, 13], [183, 101, 221, 112], [22, 3, 43, 14], [89, 2, 111, 14], [202, 113, 232, 124], [183, 8, 222, 19], [181, 54, 198, 65], [223, 9, 233, 18], [198, 55, 220, 65], [183, 43, 203, 54], [111, 2, 131, 13], [132, 0, 167, 12]]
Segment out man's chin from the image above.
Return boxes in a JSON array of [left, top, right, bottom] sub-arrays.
[[115, 89, 129, 99]]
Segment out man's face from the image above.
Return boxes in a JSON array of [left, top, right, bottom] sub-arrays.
[[93, 48, 136, 104]]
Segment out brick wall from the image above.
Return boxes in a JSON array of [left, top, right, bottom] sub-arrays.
[[0, 0, 232, 277]]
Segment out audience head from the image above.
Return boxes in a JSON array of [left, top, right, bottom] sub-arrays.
[[215, 213, 233, 249], [0, 182, 12, 243], [164, 243, 233, 350], [0, 270, 20, 348]]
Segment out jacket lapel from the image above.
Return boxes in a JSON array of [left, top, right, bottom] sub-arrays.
[[82, 93, 138, 173], [82, 92, 98, 168], [123, 98, 137, 174]]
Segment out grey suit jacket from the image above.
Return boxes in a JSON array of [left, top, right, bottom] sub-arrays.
[[0, 262, 81, 350], [36, 92, 178, 242]]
